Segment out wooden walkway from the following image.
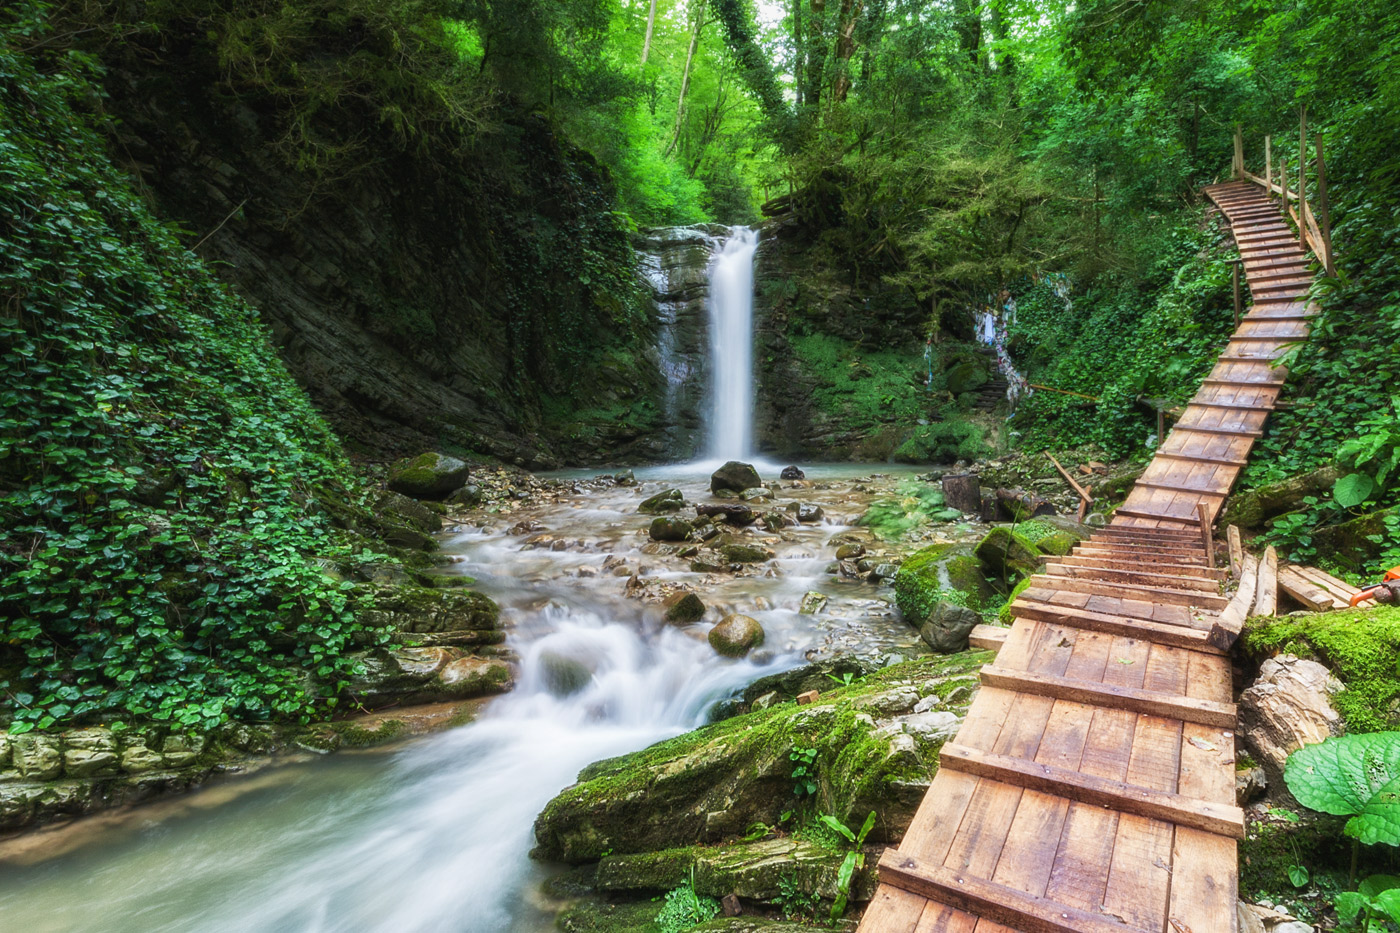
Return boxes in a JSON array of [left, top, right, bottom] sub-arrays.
[[858, 180, 1315, 933]]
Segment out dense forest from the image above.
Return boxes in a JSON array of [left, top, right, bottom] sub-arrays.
[[3, 0, 1400, 929]]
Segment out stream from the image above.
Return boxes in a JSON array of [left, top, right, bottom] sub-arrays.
[[0, 464, 957, 932]]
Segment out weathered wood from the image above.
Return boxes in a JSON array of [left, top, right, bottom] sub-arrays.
[[1279, 565, 1336, 612], [1046, 452, 1093, 507], [1111, 508, 1202, 526], [876, 851, 1135, 933], [1043, 562, 1220, 593], [1293, 565, 1361, 602], [1209, 552, 1259, 652], [1198, 502, 1216, 568], [969, 624, 1009, 652], [1039, 574, 1229, 610], [1010, 598, 1219, 652], [979, 665, 1235, 728], [995, 487, 1056, 519], [1255, 545, 1279, 617], [1228, 525, 1243, 578], [941, 473, 982, 514], [938, 744, 1245, 837]]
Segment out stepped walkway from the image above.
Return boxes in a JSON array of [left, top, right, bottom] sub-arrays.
[[858, 180, 1316, 933]]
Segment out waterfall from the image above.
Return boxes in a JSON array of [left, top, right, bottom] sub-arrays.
[[705, 227, 759, 460]]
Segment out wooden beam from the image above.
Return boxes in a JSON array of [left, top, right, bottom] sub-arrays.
[[1045, 452, 1093, 505], [1010, 598, 1220, 652], [1039, 574, 1229, 609], [876, 851, 1137, 933], [938, 743, 1246, 838], [968, 624, 1009, 652], [979, 665, 1236, 728], [1209, 552, 1259, 651], [1227, 525, 1243, 578], [1043, 562, 1221, 593], [1255, 545, 1279, 617], [1198, 502, 1217, 568], [1279, 565, 1337, 612], [1111, 508, 1204, 525]]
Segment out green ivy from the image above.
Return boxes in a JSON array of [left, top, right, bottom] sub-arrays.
[[0, 7, 390, 732]]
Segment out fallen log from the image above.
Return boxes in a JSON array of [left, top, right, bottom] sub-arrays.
[[995, 487, 1056, 520]]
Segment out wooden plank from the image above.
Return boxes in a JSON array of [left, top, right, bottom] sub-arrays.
[[1254, 546, 1278, 616], [979, 665, 1235, 728], [1111, 508, 1202, 526], [856, 886, 929, 933], [1293, 564, 1361, 600], [1208, 552, 1259, 651], [1171, 424, 1265, 438], [1151, 450, 1249, 468], [1056, 555, 1225, 579], [1227, 526, 1243, 578], [877, 851, 1138, 933], [938, 744, 1245, 838], [969, 624, 1010, 652], [1279, 565, 1334, 612], [1038, 574, 1229, 610], [1168, 829, 1239, 933], [1010, 598, 1219, 652], [1043, 562, 1220, 593], [1135, 479, 1230, 497]]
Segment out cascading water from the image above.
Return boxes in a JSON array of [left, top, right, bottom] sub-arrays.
[[705, 227, 760, 460]]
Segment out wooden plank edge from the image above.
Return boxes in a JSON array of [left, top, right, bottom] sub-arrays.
[[938, 743, 1246, 838], [1010, 598, 1222, 653], [969, 624, 1009, 652], [980, 665, 1235, 728], [1208, 552, 1259, 651]]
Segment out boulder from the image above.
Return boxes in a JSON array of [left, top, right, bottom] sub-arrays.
[[760, 511, 793, 531], [780, 466, 805, 480], [639, 488, 685, 514], [836, 543, 865, 560], [358, 584, 500, 638], [533, 656, 983, 863], [918, 602, 981, 653], [649, 517, 694, 542], [697, 504, 757, 526], [739, 487, 773, 502], [711, 461, 763, 495], [893, 543, 993, 624], [799, 591, 828, 615], [11, 734, 62, 780], [709, 615, 765, 657], [663, 591, 707, 624], [445, 484, 482, 508], [1238, 655, 1343, 788], [386, 452, 470, 499], [719, 543, 773, 564], [791, 503, 822, 523], [375, 490, 443, 534], [345, 646, 511, 707], [974, 526, 1042, 580], [437, 657, 514, 698], [539, 652, 594, 697]]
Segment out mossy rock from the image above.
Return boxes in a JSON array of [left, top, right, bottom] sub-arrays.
[[974, 527, 1041, 581], [1035, 531, 1078, 556], [997, 576, 1036, 625], [944, 361, 989, 395], [1241, 605, 1400, 733], [893, 543, 992, 625], [531, 656, 986, 863], [719, 543, 773, 564], [709, 615, 765, 657], [663, 591, 706, 624], [638, 488, 685, 514], [649, 517, 694, 542], [386, 452, 470, 499], [710, 461, 762, 494], [358, 583, 499, 634], [329, 718, 409, 748], [374, 490, 442, 534], [1221, 465, 1343, 529]]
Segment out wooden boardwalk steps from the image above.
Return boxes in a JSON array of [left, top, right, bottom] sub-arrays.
[[858, 180, 1315, 933]]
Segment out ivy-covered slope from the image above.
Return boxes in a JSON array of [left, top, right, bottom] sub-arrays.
[[0, 22, 389, 734]]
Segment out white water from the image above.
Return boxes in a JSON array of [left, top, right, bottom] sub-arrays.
[[706, 227, 760, 460]]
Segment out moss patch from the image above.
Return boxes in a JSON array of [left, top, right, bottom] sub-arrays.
[[1241, 606, 1400, 733], [893, 544, 992, 623]]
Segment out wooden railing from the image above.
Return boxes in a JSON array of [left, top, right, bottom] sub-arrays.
[[1231, 105, 1337, 276]]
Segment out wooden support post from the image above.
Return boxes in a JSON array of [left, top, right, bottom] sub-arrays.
[[1076, 485, 1092, 523], [1265, 134, 1272, 197], [1315, 132, 1336, 276], [1256, 545, 1279, 617], [1280, 155, 1289, 206], [1232, 261, 1242, 327], [1198, 502, 1215, 568], [1157, 407, 1165, 442], [1298, 106, 1310, 243], [1233, 124, 1245, 178], [1227, 525, 1243, 578]]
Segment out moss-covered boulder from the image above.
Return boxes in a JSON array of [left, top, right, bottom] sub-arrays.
[[639, 489, 685, 514], [531, 655, 985, 863], [711, 461, 763, 494], [374, 490, 443, 535], [919, 601, 981, 653], [387, 452, 470, 499], [893, 543, 992, 625], [1241, 606, 1400, 733], [974, 526, 1041, 581], [1221, 465, 1343, 529], [649, 517, 694, 542], [719, 543, 773, 564], [663, 591, 706, 624], [709, 615, 765, 657], [358, 584, 500, 639], [344, 647, 511, 707]]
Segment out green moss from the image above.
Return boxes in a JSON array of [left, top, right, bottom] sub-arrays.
[[893, 544, 992, 623], [330, 718, 409, 748], [1241, 605, 1400, 733], [788, 332, 927, 433], [892, 421, 989, 464], [1035, 531, 1079, 556], [1014, 520, 1058, 545], [1239, 815, 1354, 900], [997, 576, 1037, 625], [858, 480, 949, 541]]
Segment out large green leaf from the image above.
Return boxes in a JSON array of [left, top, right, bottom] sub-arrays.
[[1334, 472, 1376, 509], [1284, 733, 1400, 846]]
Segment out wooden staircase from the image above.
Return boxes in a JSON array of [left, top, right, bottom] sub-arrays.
[[857, 179, 1316, 933]]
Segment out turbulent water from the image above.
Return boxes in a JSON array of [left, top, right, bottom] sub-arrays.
[[0, 466, 932, 933], [707, 228, 760, 460]]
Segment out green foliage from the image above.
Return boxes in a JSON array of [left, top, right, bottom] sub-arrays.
[[892, 421, 988, 465], [788, 331, 931, 435], [774, 872, 821, 921], [654, 873, 720, 933], [790, 744, 818, 798], [1336, 875, 1400, 930], [1242, 607, 1400, 734], [857, 479, 952, 541], [0, 10, 389, 731], [817, 810, 876, 921], [1285, 733, 1400, 847]]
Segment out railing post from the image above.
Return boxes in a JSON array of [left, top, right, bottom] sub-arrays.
[[1264, 135, 1272, 196], [1280, 155, 1288, 206], [1315, 132, 1336, 276], [1233, 125, 1245, 179], [1198, 503, 1216, 567], [1232, 260, 1242, 328], [1298, 105, 1310, 241]]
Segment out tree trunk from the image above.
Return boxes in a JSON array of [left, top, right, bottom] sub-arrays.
[[941, 473, 982, 514], [996, 487, 1056, 520], [952, 0, 981, 64], [641, 0, 658, 65], [802, 0, 828, 121], [793, 0, 805, 107], [665, 7, 706, 158], [830, 0, 863, 103]]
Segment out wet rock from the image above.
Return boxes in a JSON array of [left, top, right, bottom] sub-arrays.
[[739, 487, 773, 502], [375, 490, 443, 534], [750, 692, 779, 711], [741, 658, 880, 703], [663, 591, 707, 624], [1238, 655, 1343, 788], [780, 466, 805, 480], [869, 563, 899, 584], [387, 452, 470, 499], [974, 526, 1041, 580], [540, 652, 594, 698], [835, 543, 865, 560], [1236, 765, 1268, 805], [799, 591, 828, 615], [697, 504, 756, 526], [720, 544, 773, 564], [161, 733, 205, 768], [690, 557, 730, 574], [893, 543, 993, 623], [381, 525, 438, 551], [614, 470, 638, 487], [919, 602, 981, 654], [62, 729, 119, 778], [639, 488, 685, 514], [711, 461, 762, 495], [445, 484, 482, 508], [649, 517, 694, 542], [120, 743, 164, 773], [760, 511, 793, 531], [359, 583, 500, 636], [439, 657, 514, 698], [795, 503, 823, 523], [11, 735, 62, 780], [709, 615, 765, 657]]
